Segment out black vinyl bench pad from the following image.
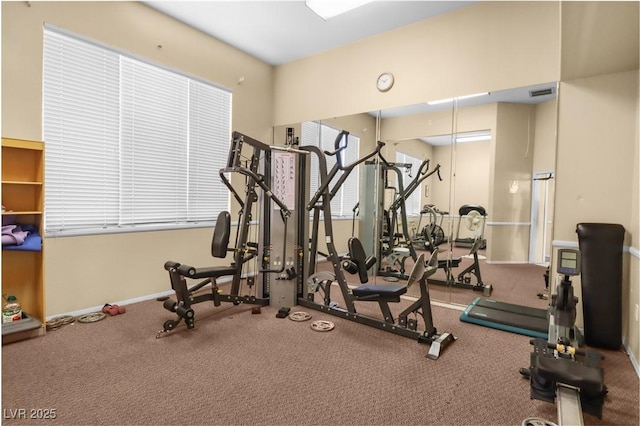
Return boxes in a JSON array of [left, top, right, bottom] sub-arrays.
[[352, 284, 407, 299]]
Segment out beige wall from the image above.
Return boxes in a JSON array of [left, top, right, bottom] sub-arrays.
[[554, 70, 639, 359], [2, 1, 275, 315], [554, 71, 637, 240], [274, 1, 560, 125], [556, 2, 638, 373], [532, 100, 558, 173]]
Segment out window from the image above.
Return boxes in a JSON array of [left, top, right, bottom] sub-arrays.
[[395, 151, 422, 216], [42, 25, 231, 236], [301, 121, 359, 218]]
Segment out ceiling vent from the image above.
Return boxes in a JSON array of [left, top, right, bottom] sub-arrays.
[[529, 87, 554, 97]]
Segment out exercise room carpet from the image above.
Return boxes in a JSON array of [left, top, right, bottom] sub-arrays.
[[2, 287, 638, 425]]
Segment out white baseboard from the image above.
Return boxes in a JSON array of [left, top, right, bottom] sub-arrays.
[[46, 289, 175, 321], [46, 274, 245, 321], [622, 336, 640, 378]]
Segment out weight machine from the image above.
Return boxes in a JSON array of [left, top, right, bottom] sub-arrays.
[[360, 157, 442, 280], [158, 128, 455, 358], [297, 132, 455, 359], [158, 131, 308, 335]]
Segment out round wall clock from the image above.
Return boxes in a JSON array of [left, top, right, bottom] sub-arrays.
[[376, 72, 394, 92]]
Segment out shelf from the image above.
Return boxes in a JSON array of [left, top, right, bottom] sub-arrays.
[[2, 137, 45, 335], [1, 313, 44, 345], [1, 138, 44, 151], [3, 211, 42, 215], [3, 180, 43, 185], [2, 232, 42, 252]]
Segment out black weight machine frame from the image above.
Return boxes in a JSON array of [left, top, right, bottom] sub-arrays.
[[159, 131, 293, 335], [372, 157, 443, 280], [297, 132, 455, 359], [426, 236, 492, 296]]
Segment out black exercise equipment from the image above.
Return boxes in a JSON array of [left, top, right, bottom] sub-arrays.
[[298, 134, 454, 359], [308, 238, 455, 359], [576, 223, 625, 350], [454, 204, 487, 249], [159, 132, 293, 335], [428, 236, 492, 295], [548, 249, 581, 346], [366, 157, 443, 280], [161, 211, 243, 332], [524, 338, 606, 422], [413, 204, 447, 251], [521, 248, 607, 424]]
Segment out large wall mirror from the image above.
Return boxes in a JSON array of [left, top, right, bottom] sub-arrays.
[[377, 82, 558, 307], [273, 80, 558, 309]]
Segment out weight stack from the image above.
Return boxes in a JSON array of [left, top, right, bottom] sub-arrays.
[[576, 223, 625, 349]]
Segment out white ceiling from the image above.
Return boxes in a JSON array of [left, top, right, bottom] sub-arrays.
[[143, 1, 476, 66]]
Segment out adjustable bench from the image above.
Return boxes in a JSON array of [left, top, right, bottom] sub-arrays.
[[343, 237, 407, 322], [160, 211, 242, 333]]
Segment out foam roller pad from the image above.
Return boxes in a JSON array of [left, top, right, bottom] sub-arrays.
[[576, 223, 625, 349]]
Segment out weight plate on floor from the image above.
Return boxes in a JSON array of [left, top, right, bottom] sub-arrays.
[[310, 320, 334, 332], [46, 314, 76, 330], [45, 317, 63, 330], [58, 315, 75, 325], [77, 312, 106, 323], [288, 311, 311, 322]]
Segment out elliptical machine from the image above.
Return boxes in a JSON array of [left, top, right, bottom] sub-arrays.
[[521, 249, 607, 425]]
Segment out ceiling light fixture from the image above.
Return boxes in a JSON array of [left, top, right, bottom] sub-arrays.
[[427, 92, 490, 106], [305, 0, 373, 20], [456, 135, 491, 143]]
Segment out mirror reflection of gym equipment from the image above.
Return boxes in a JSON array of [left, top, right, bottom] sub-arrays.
[[375, 82, 560, 312], [359, 156, 442, 281], [422, 204, 492, 295]]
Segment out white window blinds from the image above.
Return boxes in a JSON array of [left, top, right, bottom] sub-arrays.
[[43, 26, 231, 235], [395, 151, 423, 216], [301, 121, 359, 217]]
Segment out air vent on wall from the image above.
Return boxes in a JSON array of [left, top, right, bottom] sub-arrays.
[[529, 87, 554, 97]]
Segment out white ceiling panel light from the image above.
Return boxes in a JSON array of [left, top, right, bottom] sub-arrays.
[[427, 92, 490, 106], [306, 0, 374, 20], [421, 130, 492, 146], [456, 134, 491, 143]]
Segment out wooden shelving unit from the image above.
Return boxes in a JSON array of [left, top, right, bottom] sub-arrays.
[[2, 137, 46, 343]]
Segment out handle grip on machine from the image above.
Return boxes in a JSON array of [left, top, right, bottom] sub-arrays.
[[417, 159, 430, 176], [164, 261, 181, 271], [338, 139, 385, 171], [323, 130, 350, 158]]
